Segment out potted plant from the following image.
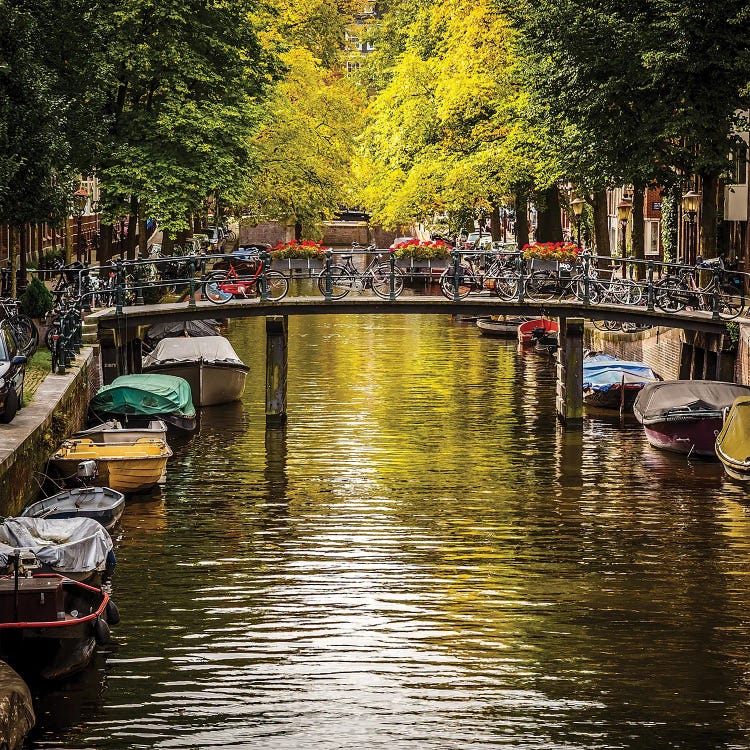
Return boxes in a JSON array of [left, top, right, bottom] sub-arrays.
[[390, 239, 452, 271], [270, 240, 328, 271], [522, 241, 580, 271], [19, 275, 54, 344]]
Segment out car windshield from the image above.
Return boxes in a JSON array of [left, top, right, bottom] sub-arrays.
[[0, 328, 10, 361]]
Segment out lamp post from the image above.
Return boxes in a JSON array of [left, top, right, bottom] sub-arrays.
[[616, 198, 633, 278], [570, 197, 585, 247], [73, 187, 88, 264], [680, 189, 701, 265]]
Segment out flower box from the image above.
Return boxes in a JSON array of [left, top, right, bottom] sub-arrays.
[[271, 258, 324, 272], [529, 258, 559, 273]]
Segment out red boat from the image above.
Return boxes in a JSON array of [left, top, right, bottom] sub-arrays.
[[518, 318, 559, 346], [633, 380, 750, 458], [0, 569, 116, 680]]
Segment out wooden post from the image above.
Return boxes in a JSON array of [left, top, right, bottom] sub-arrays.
[[265, 315, 288, 426], [100, 331, 121, 385], [556, 316, 584, 427]]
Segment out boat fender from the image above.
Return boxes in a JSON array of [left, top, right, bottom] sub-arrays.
[[105, 599, 121, 625], [94, 616, 111, 645]]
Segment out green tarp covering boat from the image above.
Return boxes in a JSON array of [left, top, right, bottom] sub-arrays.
[[89, 374, 197, 432]]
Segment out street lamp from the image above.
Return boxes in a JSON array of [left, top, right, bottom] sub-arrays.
[[73, 187, 88, 264], [681, 189, 701, 265], [616, 198, 633, 258], [570, 197, 585, 247]]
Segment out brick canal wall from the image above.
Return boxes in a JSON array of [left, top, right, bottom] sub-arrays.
[[0, 350, 96, 516], [584, 325, 739, 383]]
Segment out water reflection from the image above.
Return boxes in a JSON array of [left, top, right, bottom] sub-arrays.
[[28, 314, 750, 750]]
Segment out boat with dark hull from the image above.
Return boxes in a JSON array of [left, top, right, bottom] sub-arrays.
[[0, 569, 116, 681], [583, 354, 660, 411], [715, 396, 750, 480], [89, 374, 197, 433], [633, 380, 750, 457], [476, 317, 526, 338], [518, 318, 559, 346]]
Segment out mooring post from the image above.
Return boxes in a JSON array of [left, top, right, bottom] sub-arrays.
[[556, 316, 584, 428], [265, 315, 288, 426]]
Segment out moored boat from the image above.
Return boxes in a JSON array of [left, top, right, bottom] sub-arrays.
[[48, 437, 172, 494], [74, 419, 168, 445], [477, 316, 526, 338], [142, 336, 249, 407], [89, 374, 197, 432], [715, 396, 750, 480], [583, 353, 660, 410], [0, 569, 116, 680], [21, 487, 126, 531], [633, 380, 750, 457], [518, 318, 559, 346], [0, 517, 115, 582]]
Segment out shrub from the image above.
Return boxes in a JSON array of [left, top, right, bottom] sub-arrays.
[[20, 276, 54, 319]]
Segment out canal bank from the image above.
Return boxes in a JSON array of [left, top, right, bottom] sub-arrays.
[[0, 349, 97, 515]]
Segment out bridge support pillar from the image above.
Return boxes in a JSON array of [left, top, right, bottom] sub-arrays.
[[266, 315, 288, 426], [556, 317, 584, 428]]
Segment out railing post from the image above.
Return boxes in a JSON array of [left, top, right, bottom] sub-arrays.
[[135, 262, 144, 305], [188, 258, 196, 308], [451, 248, 461, 302], [646, 261, 655, 312], [712, 268, 721, 320], [582, 250, 591, 306], [389, 251, 396, 301], [258, 249, 270, 301], [324, 248, 333, 301], [114, 259, 124, 315]]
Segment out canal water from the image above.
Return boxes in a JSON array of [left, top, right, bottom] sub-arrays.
[[28, 315, 750, 749]]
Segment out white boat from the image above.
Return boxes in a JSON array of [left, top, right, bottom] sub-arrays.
[[74, 419, 168, 444], [142, 336, 249, 407]]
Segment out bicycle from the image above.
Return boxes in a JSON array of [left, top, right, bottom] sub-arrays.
[[0, 298, 38, 356], [438, 251, 520, 300], [203, 258, 288, 304], [654, 257, 745, 319], [317, 245, 404, 299]]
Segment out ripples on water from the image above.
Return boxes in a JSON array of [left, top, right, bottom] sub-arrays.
[[29, 316, 750, 749]]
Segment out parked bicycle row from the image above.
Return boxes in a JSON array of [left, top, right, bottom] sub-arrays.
[[29, 246, 750, 321]]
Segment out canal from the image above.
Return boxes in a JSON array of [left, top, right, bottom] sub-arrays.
[[28, 314, 750, 749]]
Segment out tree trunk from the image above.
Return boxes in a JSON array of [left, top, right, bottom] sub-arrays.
[[699, 171, 719, 260], [535, 185, 563, 243], [631, 184, 645, 280], [591, 190, 610, 267], [18, 224, 28, 295], [138, 201, 147, 259], [100, 223, 113, 265], [126, 196, 138, 260], [294, 221, 302, 241], [161, 229, 174, 255], [9, 227, 17, 299], [514, 193, 529, 248], [489, 204, 501, 242]]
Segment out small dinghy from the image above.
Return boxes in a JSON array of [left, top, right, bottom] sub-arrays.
[[476, 317, 525, 338], [583, 353, 660, 411], [74, 419, 168, 445], [21, 487, 126, 531], [518, 318, 558, 346]]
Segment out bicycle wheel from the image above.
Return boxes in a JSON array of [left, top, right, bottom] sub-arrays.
[[592, 320, 621, 331], [45, 321, 60, 350], [525, 271, 558, 303], [609, 278, 643, 306], [317, 265, 354, 299], [203, 271, 232, 304], [654, 276, 687, 313], [370, 264, 404, 299], [493, 269, 520, 301], [261, 271, 289, 301], [715, 283, 745, 321], [439, 265, 475, 299], [225, 230, 237, 243], [13, 315, 38, 356]]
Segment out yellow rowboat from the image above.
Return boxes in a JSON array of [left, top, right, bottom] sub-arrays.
[[716, 396, 750, 481], [48, 438, 172, 495]]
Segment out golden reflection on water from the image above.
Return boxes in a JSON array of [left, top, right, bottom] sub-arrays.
[[29, 315, 750, 750]]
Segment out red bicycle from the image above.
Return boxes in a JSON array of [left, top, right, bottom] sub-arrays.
[[202, 260, 289, 304]]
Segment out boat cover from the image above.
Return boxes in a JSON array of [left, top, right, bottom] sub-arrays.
[[89, 374, 196, 418], [716, 397, 750, 465], [146, 319, 221, 342], [142, 336, 247, 368], [583, 354, 659, 391], [633, 380, 750, 424], [0, 517, 113, 574]]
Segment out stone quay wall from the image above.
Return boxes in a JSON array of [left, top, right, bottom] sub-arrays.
[[0, 349, 96, 515]]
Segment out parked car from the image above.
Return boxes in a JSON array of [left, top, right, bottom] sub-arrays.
[[0, 322, 26, 424], [200, 227, 226, 252], [463, 232, 492, 250]]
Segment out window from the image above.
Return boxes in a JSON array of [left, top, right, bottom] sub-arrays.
[[728, 141, 748, 185]]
